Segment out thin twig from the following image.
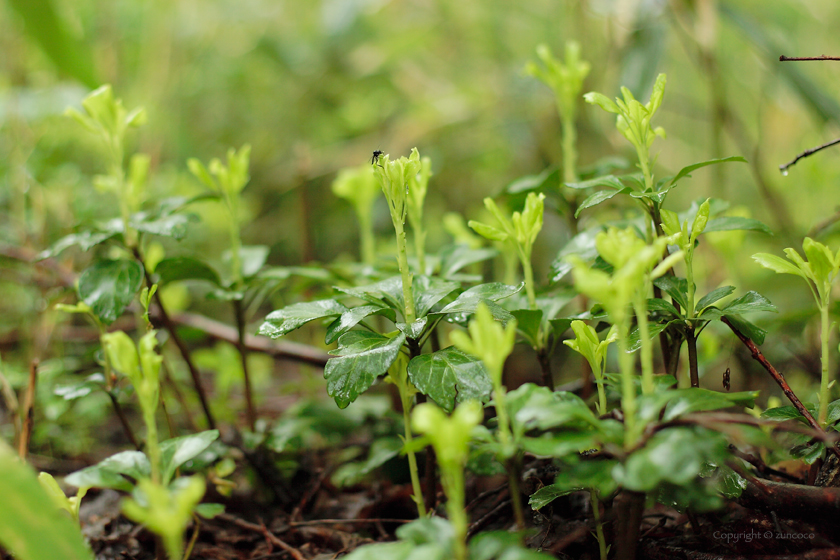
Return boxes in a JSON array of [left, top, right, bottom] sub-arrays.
[[217, 513, 305, 560], [286, 518, 414, 527], [107, 390, 140, 450], [779, 137, 840, 174], [780, 55, 840, 61], [18, 359, 38, 460], [722, 317, 840, 459], [233, 298, 256, 431]]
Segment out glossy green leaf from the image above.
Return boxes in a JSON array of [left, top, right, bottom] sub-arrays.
[[155, 257, 221, 286], [506, 167, 559, 194], [510, 309, 543, 348], [407, 347, 492, 412], [704, 217, 772, 235], [696, 286, 736, 312], [653, 276, 689, 312], [574, 188, 628, 218], [616, 427, 729, 492], [325, 331, 406, 408], [564, 174, 626, 191], [235, 245, 271, 278], [435, 282, 522, 316], [519, 431, 600, 458], [334, 276, 404, 310], [325, 304, 394, 345], [529, 484, 578, 511], [78, 259, 144, 324], [627, 321, 671, 352], [130, 213, 194, 239], [259, 299, 349, 339], [396, 317, 428, 339], [469, 220, 509, 242], [412, 276, 460, 317], [662, 389, 758, 421], [38, 231, 118, 259], [506, 383, 599, 434], [159, 430, 220, 485], [720, 291, 777, 315], [722, 314, 767, 345], [65, 451, 150, 492], [550, 458, 620, 498], [761, 404, 816, 422], [0, 441, 94, 560]]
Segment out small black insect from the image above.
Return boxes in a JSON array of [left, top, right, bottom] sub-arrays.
[[370, 149, 384, 165], [722, 367, 731, 391]]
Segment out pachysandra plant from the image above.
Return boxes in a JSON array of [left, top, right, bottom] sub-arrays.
[[373, 148, 423, 323], [406, 154, 432, 274], [753, 238, 840, 425], [585, 74, 666, 195], [331, 164, 381, 266], [412, 400, 483, 560], [468, 192, 545, 310], [563, 320, 617, 415], [450, 302, 525, 528], [525, 41, 591, 183], [65, 85, 148, 249], [569, 227, 682, 446]]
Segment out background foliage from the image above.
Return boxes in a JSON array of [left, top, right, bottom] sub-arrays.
[[3, 0, 840, 454]]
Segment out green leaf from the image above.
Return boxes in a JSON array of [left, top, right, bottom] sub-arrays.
[[332, 438, 403, 487], [407, 347, 493, 412], [528, 484, 578, 511], [78, 259, 144, 324], [507, 384, 599, 434], [435, 283, 522, 316], [54, 373, 106, 400], [653, 276, 689, 312], [396, 317, 428, 339], [564, 174, 626, 191], [412, 276, 460, 317], [583, 91, 621, 114], [722, 314, 767, 345], [720, 291, 777, 315], [616, 427, 729, 492], [438, 245, 498, 278], [550, 228, 600, 282], [7, 0, 97, 88], [761, 404, 816, 422], [470, 531, 555, 559], [519, 431, 600, 459], [662, 389, 759, 421], [506, 167, 559, 195], [65, 451, 150, 492], [325, 331, 406, 408], [550, 458, 620, 498], [334, 276, 404, 311], [696, 286, 736, 312], [259, 299, 349, 339], [704, 217, 772, 235], [235, 245, 271, 278], [38, 230, 118, 259], [155, 257, 221, 286], [647, 298, 683, 318], [574, 188, 628, 218], [325, 305, 394, 345], [510, 309, 543, 348], [130, 213, 194, 239], [627, 321, 672, 352], [469, 220, 509, 242], [0, 441, 94, 560], [194, 503, 225, 519], [665, 157, 747, 190], [159, 430, 220, 485], [752, 253, 807, 278]]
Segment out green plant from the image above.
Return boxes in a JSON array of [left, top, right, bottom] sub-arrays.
[[754, 238, 840, 425]]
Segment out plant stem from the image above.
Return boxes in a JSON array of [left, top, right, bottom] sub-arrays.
[[819, 304, 831, 426], [108, 391, 141, 450], [233, 298, 256, 431], [492, 386, 526, 529], [536, 348, 554, 391], [393, 221, 416, 323], [561, 118, 578, 183], [633, 295, 654, 395], [590, 491, 607, 560], [686, 328, 699, 388], [400, 389, 426, 517], [413, 223, 427, 275], [143, 407, 161, 484], [617, 316, 637, 448], [521, 255, 537, 310]]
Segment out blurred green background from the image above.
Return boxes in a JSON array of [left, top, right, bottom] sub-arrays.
[[3, 0, 840, 453]]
